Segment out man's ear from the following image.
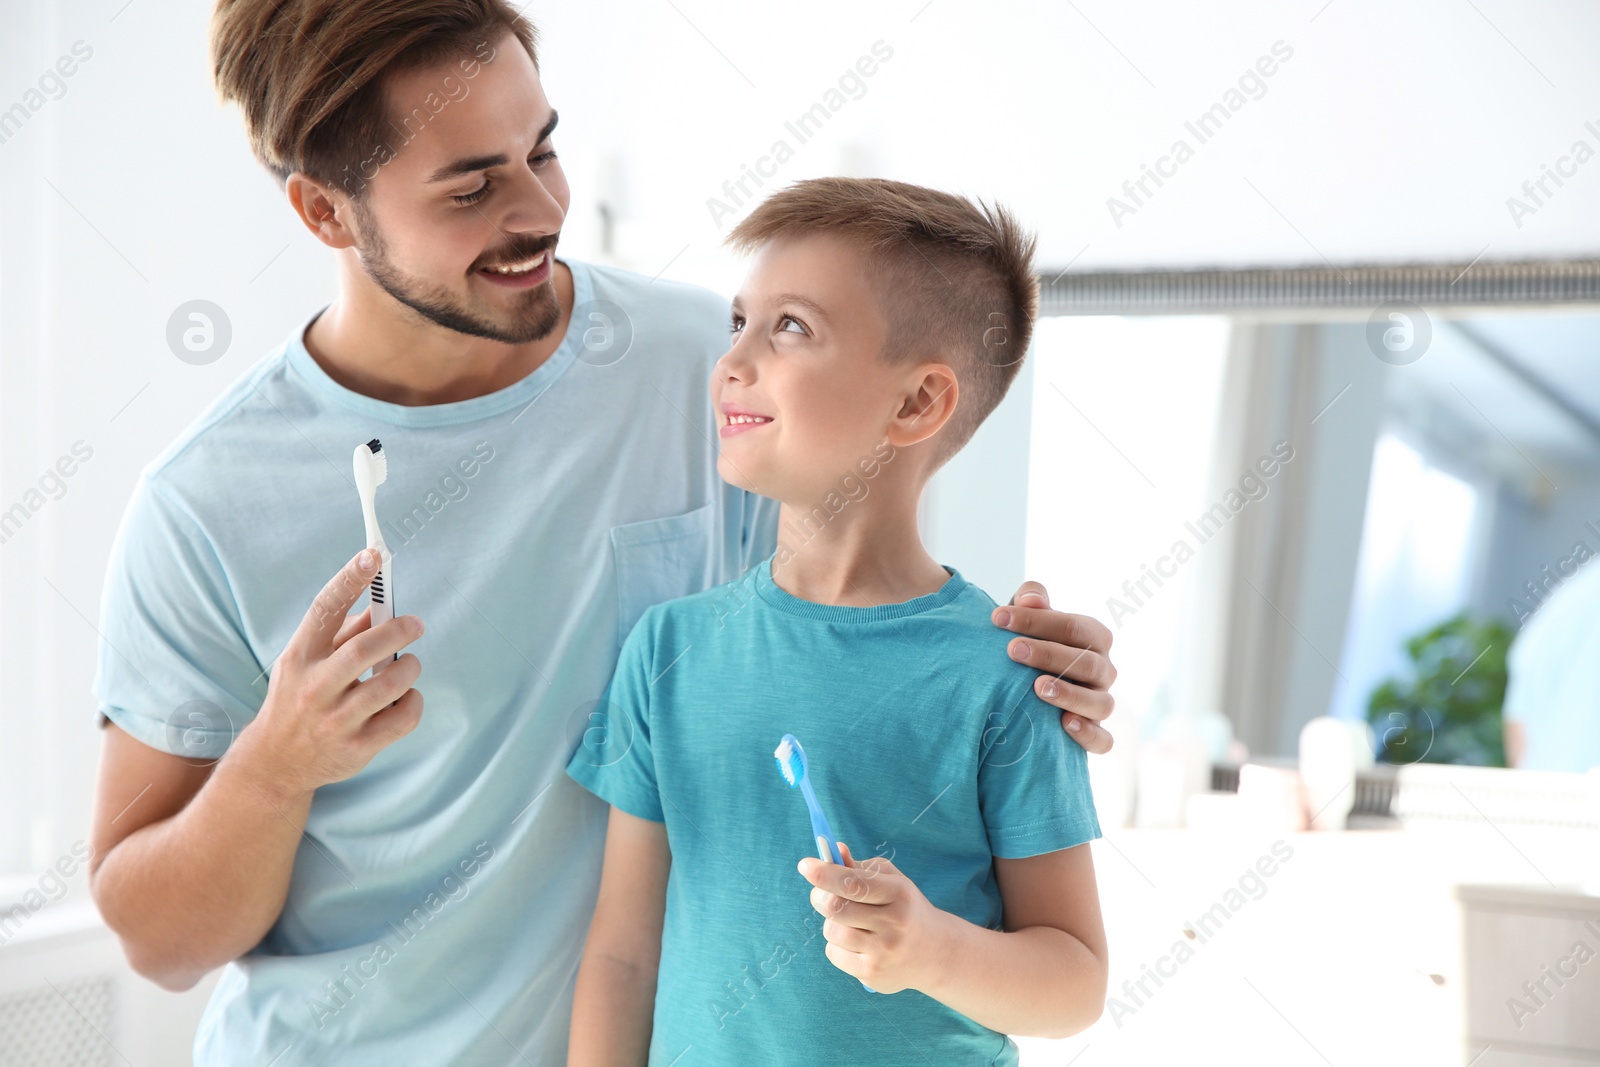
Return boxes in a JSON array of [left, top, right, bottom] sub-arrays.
[[885, 363, 960, 449], [285, 172, 359, 250]]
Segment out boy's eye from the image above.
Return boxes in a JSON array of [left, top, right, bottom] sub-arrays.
[[779, 315, 806, 334], [729, 316, 745, 335]]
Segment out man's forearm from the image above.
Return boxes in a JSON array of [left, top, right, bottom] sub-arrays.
[[93, 740, 312, 990], [916, 914, 1106, 1039], [567, 952, 656, 1065]]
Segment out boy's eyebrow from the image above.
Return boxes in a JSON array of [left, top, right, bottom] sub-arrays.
[[729, 292, 833, 326], [423, 109, 559, 184], [774, 293, 831, 324]]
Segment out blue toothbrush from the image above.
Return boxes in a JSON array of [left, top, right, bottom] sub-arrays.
[[774, 733, 877, 993]]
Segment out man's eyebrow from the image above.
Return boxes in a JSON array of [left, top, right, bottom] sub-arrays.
[[424, 109, 559, 184]]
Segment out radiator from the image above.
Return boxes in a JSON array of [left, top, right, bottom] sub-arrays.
[[0, 900, 216, 1066]]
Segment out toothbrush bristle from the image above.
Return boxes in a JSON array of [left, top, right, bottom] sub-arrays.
[[368, 439, 387, 483], [773, 736, 801, 787]]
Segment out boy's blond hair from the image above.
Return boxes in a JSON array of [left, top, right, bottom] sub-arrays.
[[727, 177, 1039, 472]]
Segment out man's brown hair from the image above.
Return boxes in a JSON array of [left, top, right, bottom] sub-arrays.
[[726, 177, 1039, 473], [210, 0, 537, 198]]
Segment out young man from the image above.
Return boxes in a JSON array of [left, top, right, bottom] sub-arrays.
[[566, 178, 1107, 1066], [86, 3, 1119, 1063]]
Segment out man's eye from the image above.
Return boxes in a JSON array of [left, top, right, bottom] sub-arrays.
[[452, 181, 491, 206], [532, 149, 558, 167]]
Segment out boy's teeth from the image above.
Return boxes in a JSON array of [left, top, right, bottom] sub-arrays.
[[488, 252, 547, 275], [728, 414, 771, 424]]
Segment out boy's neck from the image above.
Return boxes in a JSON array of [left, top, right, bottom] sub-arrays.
[[770, 487, 950, 608]]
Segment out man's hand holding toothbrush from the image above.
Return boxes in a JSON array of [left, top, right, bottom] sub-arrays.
[[229, 547, 426, 801]]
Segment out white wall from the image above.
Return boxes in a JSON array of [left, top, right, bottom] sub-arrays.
[[5, 0, 1600, 874], [532, 0, 1600, 279], [0, 0, 338, 879]]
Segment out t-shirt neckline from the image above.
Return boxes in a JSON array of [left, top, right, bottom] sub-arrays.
[[284, 257, 592, 428], [753, 552, 966, 622]]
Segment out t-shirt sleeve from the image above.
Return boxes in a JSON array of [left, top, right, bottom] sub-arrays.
[[977, 675, 1102, 859], [91, 474, 266, 760], [565, 607, 664, 822]]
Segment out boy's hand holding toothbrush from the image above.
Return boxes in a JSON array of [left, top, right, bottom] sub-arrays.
[[797, 843, 956, 996], [777, 734, 954, 996], [779, 732, 1106, 1035]]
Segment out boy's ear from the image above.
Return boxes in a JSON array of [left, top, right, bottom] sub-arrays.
[[886, 362, 959, 449]]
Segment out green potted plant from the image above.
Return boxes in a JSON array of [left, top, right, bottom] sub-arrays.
[[1366, 612, 1512, 766]]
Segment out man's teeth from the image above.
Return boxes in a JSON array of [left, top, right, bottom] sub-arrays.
[[727, 414, 771, 425], [487, 252, 547, 275]]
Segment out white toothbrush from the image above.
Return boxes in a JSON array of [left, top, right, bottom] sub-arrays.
[[353, 438, 395, 674]]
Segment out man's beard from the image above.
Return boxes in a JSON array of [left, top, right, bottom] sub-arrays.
[[353, 200, 562, 345]]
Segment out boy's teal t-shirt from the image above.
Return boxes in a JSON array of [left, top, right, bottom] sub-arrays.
[[564, 553, 1101, 1066]]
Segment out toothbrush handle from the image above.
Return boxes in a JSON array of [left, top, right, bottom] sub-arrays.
[[801, 781, 877, 993], [369, 548, 396, 673], [800, 780, 842, 864]]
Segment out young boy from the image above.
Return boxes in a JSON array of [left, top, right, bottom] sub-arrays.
[[564, 177, 1106, 1065]]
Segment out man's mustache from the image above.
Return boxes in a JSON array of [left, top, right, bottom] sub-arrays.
[[477, 233, 559, 271]]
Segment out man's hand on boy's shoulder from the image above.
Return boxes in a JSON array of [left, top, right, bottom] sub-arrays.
[[991, 582, 1117, 754]]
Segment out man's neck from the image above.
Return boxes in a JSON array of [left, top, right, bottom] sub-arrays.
[[770, 486, 949, 607], [303, 260, 574, 406]]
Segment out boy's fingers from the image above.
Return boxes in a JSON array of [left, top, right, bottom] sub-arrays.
[[798, 855, 891, 904], [838, 841, 855, 867], [823, 940, 868, 979]]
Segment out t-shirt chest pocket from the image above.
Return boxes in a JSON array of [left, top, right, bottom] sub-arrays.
[[609, 500, 719, 648]]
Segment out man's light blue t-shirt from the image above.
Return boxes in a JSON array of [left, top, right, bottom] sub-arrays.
[[91, 259, 779, 1065], [565, 554, 1101, 1067]]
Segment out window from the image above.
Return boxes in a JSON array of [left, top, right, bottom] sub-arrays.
[[1327, 431, 1481, 725], [1024, 315, 1231, 729]]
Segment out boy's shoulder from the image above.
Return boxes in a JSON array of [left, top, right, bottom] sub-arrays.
[[935, 578, 1048, 701]]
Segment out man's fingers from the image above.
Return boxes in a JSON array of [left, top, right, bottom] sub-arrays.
[[1033, 676, 1114, 722], [993, 604, 1113, 659], [334, 606, 373, 648], [326, 618, 425, 697], [1009, 580, 1051, 610], [361, 685, 424, 747], [1062, 712, 1114, 755], [1007, 636, 1117, 695], [340, 652, 423, 724], [299, 550, 382, 651]]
